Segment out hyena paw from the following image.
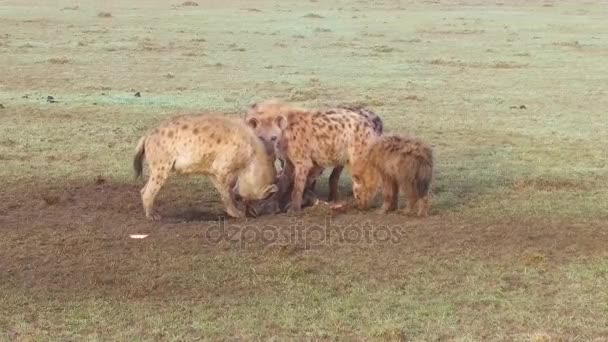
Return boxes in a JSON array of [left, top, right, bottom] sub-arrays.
[[285, 203, 302, 214], [146, 211, 162, 221], [376, 207, 391, 215]]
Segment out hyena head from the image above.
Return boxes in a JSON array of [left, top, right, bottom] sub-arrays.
[[245, 100, 290, 158], [351, 162, 381, 210], [246, 115, 287, 157], [233, 147, 279, 202]]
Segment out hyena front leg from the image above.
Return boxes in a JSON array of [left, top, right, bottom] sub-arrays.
[[304, 165, 324, 201], [288, 161, 313, 213], [378, 175, 399, 214], [212, 173, 245, 219], [140, 164, 171, 221]]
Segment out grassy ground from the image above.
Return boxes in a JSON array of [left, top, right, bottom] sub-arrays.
[[1, 0, 608, 340]]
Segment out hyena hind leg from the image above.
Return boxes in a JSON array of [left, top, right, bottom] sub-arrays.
[[328, 165, 344, 202], [141, 165, 170, 221], [403, 182, 419, 217], [417, 194, 430, 217]]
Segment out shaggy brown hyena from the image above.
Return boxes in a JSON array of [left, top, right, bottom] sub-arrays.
[[243, 100, 381, 212], [133, 114, 278, 220], [244, 99, 383, 204], [351, 134, 433, 217]]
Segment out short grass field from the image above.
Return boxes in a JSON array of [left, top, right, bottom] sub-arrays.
[[1, 0, 608, 340]]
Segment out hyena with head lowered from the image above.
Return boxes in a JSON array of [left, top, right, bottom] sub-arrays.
[[244, 100, 383, 206], [351, 134, 433, 217], [133, 114, 278, 220], [244, 100, 382, 212]]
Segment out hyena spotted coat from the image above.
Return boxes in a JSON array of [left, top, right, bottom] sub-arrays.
[[244, 100, 383, 205], [133, 114, 278, 220], [244, 100, 382, 212]]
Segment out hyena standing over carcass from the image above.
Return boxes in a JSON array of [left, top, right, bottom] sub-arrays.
[[133, 114, 278, 220], [244, 100, 383, 212], [351, 134, 433, 217], [245, 100, 383, 206]]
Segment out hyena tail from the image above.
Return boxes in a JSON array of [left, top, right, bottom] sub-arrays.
[[133, 136, 146, 179], [415, 155, 433, 198]]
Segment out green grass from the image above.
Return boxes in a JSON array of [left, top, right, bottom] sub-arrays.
[[3, 254, 608, 340], [1, 0, 608, 340]]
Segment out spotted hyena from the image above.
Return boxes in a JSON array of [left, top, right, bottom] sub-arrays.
[[133, 114, 278, 220], [243, 100, 382, 212], [351, 134, 433, 217], [244, 99, 383, 204]]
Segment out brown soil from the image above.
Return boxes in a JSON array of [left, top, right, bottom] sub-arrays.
[[1, 180, 606, 301]]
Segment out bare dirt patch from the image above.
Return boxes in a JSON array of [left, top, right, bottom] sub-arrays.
[[2, 179, 606, 266]]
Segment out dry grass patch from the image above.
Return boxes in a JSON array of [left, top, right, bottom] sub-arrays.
[[372, 45, 400, 53], [303, 13, 324, 18], [97, 12, 112, 18], [512, 178, 587, 192], [426, 58, 528, 69], [403, 95, 424, 102], [420, 29, 485, 35], [361, 32, 385, 38], [392, 38, 422, 43], [138, 40, 165, 52], [553, 40, 583, 48], [48, 57, 70, 64]]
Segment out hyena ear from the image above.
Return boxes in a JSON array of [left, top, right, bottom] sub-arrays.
[[243, 102, 258, 117], [247, 117, 258, 129], [274, 115, 288, 130]]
